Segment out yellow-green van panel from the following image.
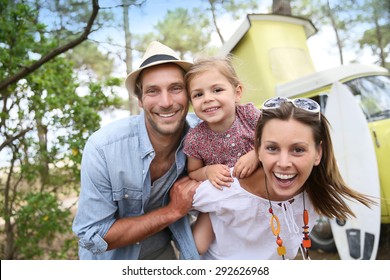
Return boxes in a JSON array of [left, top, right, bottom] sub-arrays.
[[369, 119, 390, 222]]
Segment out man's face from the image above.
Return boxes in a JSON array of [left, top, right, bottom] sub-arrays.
[[138, 63, 189, 137]]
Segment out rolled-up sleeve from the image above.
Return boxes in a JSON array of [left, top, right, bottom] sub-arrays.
[[72, 138, 117, 255]]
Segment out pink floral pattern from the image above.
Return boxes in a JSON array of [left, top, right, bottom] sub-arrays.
[[184, 103, 261, 167]]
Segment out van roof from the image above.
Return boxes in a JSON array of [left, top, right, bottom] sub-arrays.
[[219, 14, 317, 56], [276, 64, 388, 98]]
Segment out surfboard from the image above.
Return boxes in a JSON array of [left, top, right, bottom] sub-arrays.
[[324, 81, 381, 260]]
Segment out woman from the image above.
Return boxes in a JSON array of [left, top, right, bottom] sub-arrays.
[[192, 97, 375, 260]]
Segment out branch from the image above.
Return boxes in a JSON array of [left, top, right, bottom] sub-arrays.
[[0, 127, 33, 152], [0, 0, 100, 92]]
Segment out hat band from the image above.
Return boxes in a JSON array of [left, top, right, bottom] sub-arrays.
[[140, 54, 178, 68]]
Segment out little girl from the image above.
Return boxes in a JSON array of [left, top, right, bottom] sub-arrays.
[[183, 56, 261, 189], [192, 97, 375, 259]]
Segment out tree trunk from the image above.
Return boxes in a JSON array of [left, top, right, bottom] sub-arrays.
[[326, 0, 344, 65], [3, 150, 20, 259], [36, 117, 49, 192], [272, 0, 291, 15], [208, 0, 225, 44], [123, 0, 139, 115], [373, 11, 386, 67]]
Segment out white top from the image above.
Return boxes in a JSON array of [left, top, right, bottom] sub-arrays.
[[192, 175, 319, 260]]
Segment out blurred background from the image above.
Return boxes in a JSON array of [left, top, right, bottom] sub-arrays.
[[0, 0, 389, 259]]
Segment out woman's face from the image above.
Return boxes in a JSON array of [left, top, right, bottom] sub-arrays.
[[258, 118, 322, 200]]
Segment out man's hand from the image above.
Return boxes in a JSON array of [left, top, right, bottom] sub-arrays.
[[168, 176, 200, 217]]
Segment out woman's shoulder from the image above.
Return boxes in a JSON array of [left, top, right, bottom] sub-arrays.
[[193, 178, 246, 207]]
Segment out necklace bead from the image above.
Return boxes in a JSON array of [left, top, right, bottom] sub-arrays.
[[265, 177, 311, 259]]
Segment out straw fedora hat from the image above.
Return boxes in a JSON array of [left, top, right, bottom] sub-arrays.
[[125, 41, 193, 97]]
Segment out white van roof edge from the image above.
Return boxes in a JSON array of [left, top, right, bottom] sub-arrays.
[[276, 64, 388, 98]]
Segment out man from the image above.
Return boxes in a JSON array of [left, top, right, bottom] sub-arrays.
[[72, 41, 201, 260]]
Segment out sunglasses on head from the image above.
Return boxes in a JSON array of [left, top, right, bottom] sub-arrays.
[[262, 97, 321, 119]]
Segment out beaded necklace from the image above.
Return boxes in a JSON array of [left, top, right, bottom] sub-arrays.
[[264, 176, 311, 260]]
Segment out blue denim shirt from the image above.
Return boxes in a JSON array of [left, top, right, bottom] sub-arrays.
[[72, 111, 200, 260]]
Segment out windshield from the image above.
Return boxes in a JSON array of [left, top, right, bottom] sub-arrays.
[[345, 75, 390, 122]]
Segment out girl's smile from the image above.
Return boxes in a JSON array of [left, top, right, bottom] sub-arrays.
[[189, 69, 242, 132]]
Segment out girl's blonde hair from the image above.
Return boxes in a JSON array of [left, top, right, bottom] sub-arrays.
[[185, 56, 241, 97], [254, 102, 375, 221]]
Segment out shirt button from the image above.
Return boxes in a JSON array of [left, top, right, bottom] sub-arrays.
[[237, 153, 241, 156], [226, 134, 230, 138], [231, 143, 235, 147], [124, 194, 129, 199], [142, 170, 145, 174]]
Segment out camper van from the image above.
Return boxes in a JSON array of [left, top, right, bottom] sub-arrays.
[[276, 63, 390, 252], [220, 13, 390, 257]]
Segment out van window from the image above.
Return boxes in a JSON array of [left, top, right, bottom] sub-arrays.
[[345, 75, 390, 122]]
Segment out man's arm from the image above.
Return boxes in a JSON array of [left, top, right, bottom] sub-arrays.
[[104, 176, 199, 250]]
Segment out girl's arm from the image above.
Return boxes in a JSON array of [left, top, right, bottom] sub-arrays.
[[233, 149, 260, 179], [187, 156, 207, 181], [187, 157, 233, 190], [192, 212, 215, 255]]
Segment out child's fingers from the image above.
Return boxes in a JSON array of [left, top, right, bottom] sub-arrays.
[[211, 177, 231, 190]]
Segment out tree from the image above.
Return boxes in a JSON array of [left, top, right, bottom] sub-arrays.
[[204, 0, 259, 44], [132, 7, 213, 59], [358, 0, 390, 69], [133, 1, 259, 58], [292, 0, 389, 68], [121, 0, 146, 115], [155, 8, 212, 57], [0, 0, 99, 92], [0, 0, 122, 259], [272, 0, 292, 15], [291, 0, 351, 65]]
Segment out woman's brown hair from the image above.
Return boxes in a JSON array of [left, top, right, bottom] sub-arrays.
[[254, 102, 375, 221]]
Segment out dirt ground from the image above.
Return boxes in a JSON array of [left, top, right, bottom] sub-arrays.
[[297, 223, 390, 260]]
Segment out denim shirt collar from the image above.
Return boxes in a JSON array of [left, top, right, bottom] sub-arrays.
[[138, 111, 155, 159]]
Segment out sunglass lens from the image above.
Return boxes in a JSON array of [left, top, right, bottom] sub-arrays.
[[294, 98, 319, 111], [264, 97, 288, 108]]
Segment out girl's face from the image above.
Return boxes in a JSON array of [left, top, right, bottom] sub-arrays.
[[258, 118, 322, 201], [188, 69, 242, 132]]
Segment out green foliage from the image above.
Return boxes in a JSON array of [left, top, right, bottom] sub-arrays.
[[0, 0, 123, 259], [292, 0, 389, 67], [0, 1, 41, 82], [65, 41, 115, 79], [360, 25, 390, 56], [13, 191, 75, 259], [154, 7, 212, 56], [134, 0, 259, 57]]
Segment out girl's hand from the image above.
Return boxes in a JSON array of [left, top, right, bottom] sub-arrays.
[[233, 150, 260, 179], [205, 164, 233, 190]]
